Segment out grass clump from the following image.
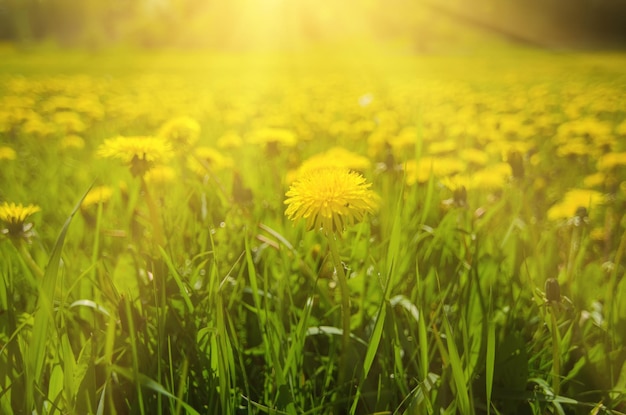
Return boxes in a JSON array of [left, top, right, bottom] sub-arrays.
[[1, 47, 626, 414]]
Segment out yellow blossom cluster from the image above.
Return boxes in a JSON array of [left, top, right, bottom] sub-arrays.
[[1, 51, 625, 231]]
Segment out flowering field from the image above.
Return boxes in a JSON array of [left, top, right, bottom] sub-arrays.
[[1, 47, 626, 414]]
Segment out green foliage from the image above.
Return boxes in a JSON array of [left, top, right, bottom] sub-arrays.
[[1, 47, 626, 415]]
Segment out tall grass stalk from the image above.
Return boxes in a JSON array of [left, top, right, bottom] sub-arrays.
[[325, 234, 351, 376], [444, 317, 472, 415], [605, 217, 626, 383], [140, 176, 165, 249], [16, 241, 43, 279], [122, 296, 146, 414], [25, 186, 91, 413], [2, 48, 625, 415], [548, 307, 561, 396], [486, 318, 496, 415]]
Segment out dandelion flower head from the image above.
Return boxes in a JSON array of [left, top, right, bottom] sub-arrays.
[[60, 134, 85, 150], [188, 146, 234, 176], [547, 188, 604, 221], [597, 152, 626, 171], [0, 146, 17, 160], [97, 136, 172, 176], [285, 167, 379, 234], [0, 202, 41, 239], [157, 116, 201, 151], [248, 127, 297, 147], [81, 186, 114, 209], [144, 165, 177, 185], [0, 202, 41, 225], [286, 146, 371, 183]]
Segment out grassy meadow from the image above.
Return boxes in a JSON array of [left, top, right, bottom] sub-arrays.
[[1, 45, 626, 414]]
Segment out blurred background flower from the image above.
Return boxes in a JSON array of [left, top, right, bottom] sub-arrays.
[[547, 189, 604, 221], [97, 136, 172, 177]]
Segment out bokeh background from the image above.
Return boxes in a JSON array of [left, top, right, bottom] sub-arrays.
[[1, 0, 626, 51]]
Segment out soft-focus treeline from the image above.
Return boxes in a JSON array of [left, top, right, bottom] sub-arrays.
[[0, 0, 378, 49], [0, 0, 625, 49], [428, 0, 626, 48]]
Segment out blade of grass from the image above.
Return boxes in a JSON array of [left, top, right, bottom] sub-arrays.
[[111, 365, 201, 415], [444, 317, 471, 415], [283, 296, 314, 378], [486, 319, 496, 415], [60, 331, 76, 406], [25, 183, 93, 412], [350, 185, 405, 414], [72, 336, 93, 406], [96, 381, 107, 415], [549, 308, 562, 396], [393, 372, 439, 415], [122, 295, 146, 414], [349, 301, 387, 414], [158, 246, 194, 313], [174, 355, 189, 415], [244, 233, 294, 412], [418, 166, 436, 226], [214, 293, 236, 415]]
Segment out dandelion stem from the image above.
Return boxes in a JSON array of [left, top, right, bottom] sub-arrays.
[[548, 307, 561, 396], [192, 154, 232, 204], [326, 234, 351, 379], [140, 176, 165, 249], [605, 216, 626, 376], [17, 240, 44, 279], [565, 224, 580, 290]]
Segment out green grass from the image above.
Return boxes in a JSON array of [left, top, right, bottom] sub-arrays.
[[1, 45, 626, 414]]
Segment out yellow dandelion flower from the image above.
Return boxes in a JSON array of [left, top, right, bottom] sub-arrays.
[[439, 176, 470, 207], [0, 202, 41, 239], [556, 139, 593, 157], [144, 165, 176, 184], [391, 127, 419, 150], [459, 148, 489, 166], [157, 116, 201, 151], [22, 117, 55, 137], [440, 175, 471, 192], [590, 227, 606, 242], [41, 96, 74, 113], [97, 136, 172, 177], [287, 147, 371, 183], [75, 95, 105, 121], [485, 140, 534, 160], [547, 189, 604, 221], [248, 127, 298, 157], [248, 127, 297, 147], [81, 186, 113, 209], [285, 168, 379, 235], [217, 131, 243, 149], [404, 157, 466, 185], [59, 134, 85, 150], [53, 111, 86, 134], [597, 152, 626, 171], [188, 146, 234, 176], [428, 140, 457, 155], [0, 146, 17, 160], [329, 120, 350, 137], [583, 172, 608, 189], [352, 119, 376, 135], [470, 163, 512, 190]]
